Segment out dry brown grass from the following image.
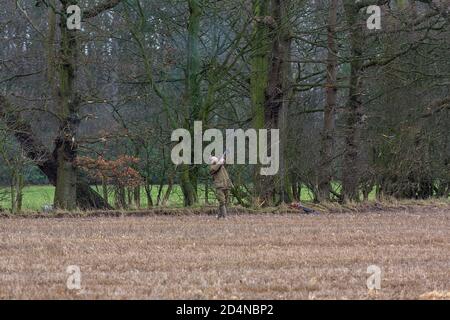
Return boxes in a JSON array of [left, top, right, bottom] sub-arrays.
[[0, 205, 449, 299]]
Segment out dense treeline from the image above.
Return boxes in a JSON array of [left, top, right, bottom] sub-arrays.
[[0, 0, 449, 212]]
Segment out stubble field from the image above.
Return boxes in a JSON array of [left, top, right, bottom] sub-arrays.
[[0, 206, 449, 299]]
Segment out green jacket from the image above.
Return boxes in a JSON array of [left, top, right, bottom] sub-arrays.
[[210, 163, 233, 189]]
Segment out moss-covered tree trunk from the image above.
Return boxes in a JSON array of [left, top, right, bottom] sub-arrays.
[[267, 0, 292, 204], [53, 1, 80, 210], [251, 0, 292, 205], [251, 0, 270, 205]]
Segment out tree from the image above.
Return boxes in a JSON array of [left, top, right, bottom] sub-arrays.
[[317, 0, 338, 202]]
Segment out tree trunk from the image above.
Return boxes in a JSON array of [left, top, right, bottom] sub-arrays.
[[115, 186, 126, 209], [10, 178, 16, 214], [251, 0, 292, 205], [187, 0, 201, 119], [156, 177, 164, 206], [342, 1, 364, 202], [162, 176, 174, 206], [276, 0, 293, 204], [17, 172, 24, 213], [291, 178, 299, 202], [127, 187, 132, 206], [181, 0, 202, 206], [181, 165, 197, 206], [46, 0, 56, 84], [145, 183, 153, 208], [251, 0, 270, 205], [205, 182, 209, 205], [54, 136, 77, 210], [133, 186, 141, 208], [318, 0, 338, 202], [53, 1, 80, 210]]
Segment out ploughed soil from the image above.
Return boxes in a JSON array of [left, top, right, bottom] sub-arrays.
[[0, 204, 449, 299]]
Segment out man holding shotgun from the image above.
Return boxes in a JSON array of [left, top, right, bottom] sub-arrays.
[[209, 151, 233, 219]]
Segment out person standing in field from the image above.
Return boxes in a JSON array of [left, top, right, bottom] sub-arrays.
[[209, 155, 233, 219]]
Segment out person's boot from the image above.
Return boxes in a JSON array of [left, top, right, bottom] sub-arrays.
[[216, 206, 222, 219], [216, 205, 224, 219], [219, 205, 227, 219]]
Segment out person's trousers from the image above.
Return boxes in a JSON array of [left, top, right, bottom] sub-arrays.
[[215, 188, 229, 206]]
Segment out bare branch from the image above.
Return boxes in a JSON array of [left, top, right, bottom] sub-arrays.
[[83, 0, 123, 19]]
